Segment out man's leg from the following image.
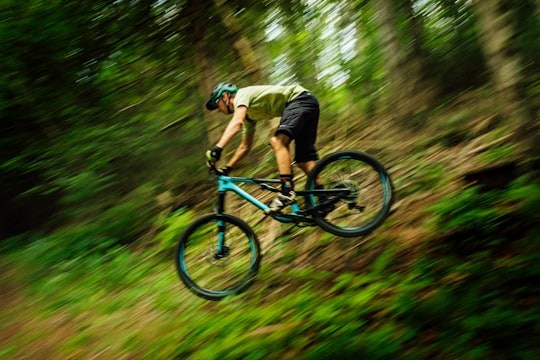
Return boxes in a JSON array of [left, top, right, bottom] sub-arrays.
[[297, 161, 322, 186], [266, 133, 295, 213], [297, 159, 333, 216], [270, 133, 293, 176]]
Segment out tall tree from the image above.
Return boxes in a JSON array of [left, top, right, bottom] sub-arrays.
[[369, 0, 434, 121], [214, 0, 266, 84], [181, 0, 270, 146], [182, 0, 225, 143], [471, 0, 539, 171]]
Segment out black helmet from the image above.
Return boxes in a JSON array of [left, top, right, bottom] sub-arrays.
[[206, 82, 238, 110]]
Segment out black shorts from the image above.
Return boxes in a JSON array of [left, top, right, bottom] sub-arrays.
[[275, 92, 320, 163]]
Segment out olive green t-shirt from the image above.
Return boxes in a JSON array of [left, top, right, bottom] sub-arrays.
[[234, 85, 308, 135]]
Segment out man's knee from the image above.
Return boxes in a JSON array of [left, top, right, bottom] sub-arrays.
[[270, 133, 290, 150]]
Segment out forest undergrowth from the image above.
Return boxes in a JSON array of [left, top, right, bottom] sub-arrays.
[[1, 90, 539, 359]]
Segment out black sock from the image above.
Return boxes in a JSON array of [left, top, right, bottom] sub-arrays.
[[280, 174, 294, 196]]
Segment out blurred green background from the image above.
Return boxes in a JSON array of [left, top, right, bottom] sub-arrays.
[[1, 0, 539, 359]]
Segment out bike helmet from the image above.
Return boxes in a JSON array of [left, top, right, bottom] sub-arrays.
[[206, 82, 238, 110]]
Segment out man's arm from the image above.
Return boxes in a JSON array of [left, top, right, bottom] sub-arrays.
[[226, 131, 254, 168], [216, 106, 247, 149]]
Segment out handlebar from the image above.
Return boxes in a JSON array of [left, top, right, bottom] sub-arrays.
[[208, 163, 229, 176]]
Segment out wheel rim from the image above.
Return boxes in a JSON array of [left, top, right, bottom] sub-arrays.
[[179, 217, 258, 297], [309, 155, 392, 234]]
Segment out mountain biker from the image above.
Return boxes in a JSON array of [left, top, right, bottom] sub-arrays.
[[205, 82, 322, 213]]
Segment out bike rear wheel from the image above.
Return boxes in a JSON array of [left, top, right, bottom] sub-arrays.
[[175, 213, 261, 300], [305, 150, 394, 237]]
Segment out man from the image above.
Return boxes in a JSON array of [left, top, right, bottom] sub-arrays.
[[205, 82, 322, 213]]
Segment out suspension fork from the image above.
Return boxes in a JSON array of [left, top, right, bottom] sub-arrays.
[[216, 191, 226, 214], [215, 191, 228, 257]]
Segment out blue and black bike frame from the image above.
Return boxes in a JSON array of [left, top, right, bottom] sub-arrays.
[[211, 173, 349, 258], [215, 174, 346, 224]]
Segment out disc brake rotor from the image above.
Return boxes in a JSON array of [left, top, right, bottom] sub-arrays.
[[336, 180, 360, 204]]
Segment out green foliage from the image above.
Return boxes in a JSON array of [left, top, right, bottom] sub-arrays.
[[430, 177, 538, 234], [2, 0, 540, 359], [430, 186, 505, 234], [5, 184, 540, 359], [18, 185, 156, 269], [420, 0, 488, 94], [152, 208, 195, 254], [392, 176, 540, 358], [506, 178, 540, 222], [392, 150, 446, 197], [507, 0, 540, 84], [0, 0, 206, 240], [2, 0, 537, 242], [479, 142, 517, 163], [436, 112, 475, 146]]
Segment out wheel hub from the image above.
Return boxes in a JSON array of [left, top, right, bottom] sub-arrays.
[[336, 180, 360, 204]]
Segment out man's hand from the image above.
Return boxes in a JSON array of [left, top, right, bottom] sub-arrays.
[[205, 146, 222, 167]]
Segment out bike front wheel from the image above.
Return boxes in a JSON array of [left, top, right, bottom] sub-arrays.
[[175, 213, 261, 300], [305, 150, 394, 237]]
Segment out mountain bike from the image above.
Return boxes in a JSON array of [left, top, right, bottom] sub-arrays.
[[174, 150, 394, 300]]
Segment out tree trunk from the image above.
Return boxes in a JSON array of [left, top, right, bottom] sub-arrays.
[[214, 0, 278, 151], [370, 0, 434, 122], [472, 0, 538, 172], [214, 0, 265, 84], [183, 0, 224, 144]]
